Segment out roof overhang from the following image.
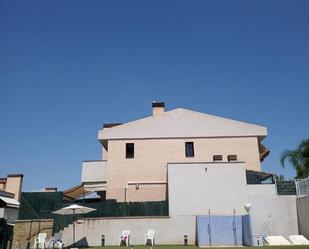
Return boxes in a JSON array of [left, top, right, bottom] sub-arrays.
[[0, 190, 15, 199], [259, 142, 270, 162], [0, 196, 20, 208], [98, 108, 267, 141]]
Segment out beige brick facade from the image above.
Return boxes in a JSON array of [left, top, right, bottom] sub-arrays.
[[106, 137, 261, 201], [93, 105, 268, 202], [12, 219, 53, 249]]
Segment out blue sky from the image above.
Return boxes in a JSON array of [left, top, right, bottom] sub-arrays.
[[0, 0, 308, 191]]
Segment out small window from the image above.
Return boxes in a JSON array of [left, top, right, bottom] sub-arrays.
[[185, 142, 194, 157], [126, 143, 134, 158], [213, 155, 223, 161], [228, 155, 237, 162]]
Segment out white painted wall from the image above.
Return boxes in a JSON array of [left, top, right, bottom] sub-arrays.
[[81, 161, 107, 183], [247, 184, 277, 196], [62, 161, 299, 246], [168, 162, 249, 216], [62, 216, 196, 246], [297, 196, 309, 239], [249, 195, 298, 236], [0, 207, 18, 223]]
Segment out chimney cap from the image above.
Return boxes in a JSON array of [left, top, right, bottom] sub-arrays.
[[152, 102, 165, 108], [45, 187, 57, 191], [7, 174, 24, 178]]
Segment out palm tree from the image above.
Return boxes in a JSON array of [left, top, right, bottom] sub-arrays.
[[280, 138, 309, 179]]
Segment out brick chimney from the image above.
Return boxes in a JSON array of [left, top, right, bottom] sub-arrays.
[[152, 102, 165, 116], [5, 174, 23, 201]]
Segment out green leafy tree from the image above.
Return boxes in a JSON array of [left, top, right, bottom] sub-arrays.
[[280, 138, 309, 179]]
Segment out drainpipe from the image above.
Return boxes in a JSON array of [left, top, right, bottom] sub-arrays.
[[233, 208, 237, 246], [73, 209, 76, 247], [208, 210, 212, 246], [274, 177, 278, 195], [124, 186, 128, 203], [295, 179, 299, 197]]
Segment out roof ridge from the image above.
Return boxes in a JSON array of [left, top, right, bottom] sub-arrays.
[[177, 108, 266, 128], [99, 107, 267, 140]]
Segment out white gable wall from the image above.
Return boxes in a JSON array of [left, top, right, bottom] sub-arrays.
[[99, 108, 267, 140]]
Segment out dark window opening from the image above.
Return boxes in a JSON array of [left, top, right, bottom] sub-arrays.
[[228, 155, 237, 162], [213, 155, 223, 161], [126, 143, 134, 158], [185, 142, 194, 157]]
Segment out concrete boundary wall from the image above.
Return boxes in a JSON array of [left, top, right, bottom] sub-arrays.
[[62, 216, 196, 246], [247, 184, 277, 196], [297, 196, 309, 239], [249, 195, 298, 236], [168, 162, 248, 216]]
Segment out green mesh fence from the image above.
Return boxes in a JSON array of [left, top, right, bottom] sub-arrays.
[[18, 192, 72, 234], [277, 180, 297, 195], [18, 192, 168, 234]]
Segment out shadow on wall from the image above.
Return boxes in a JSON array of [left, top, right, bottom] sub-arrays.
[[74, 237, 88, 247], [297, 196, 309, 240]]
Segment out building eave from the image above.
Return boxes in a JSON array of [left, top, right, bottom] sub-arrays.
[[98, 108, 267, 141]]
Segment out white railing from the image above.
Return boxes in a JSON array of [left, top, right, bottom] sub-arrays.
[[295, 177, 309, 196]]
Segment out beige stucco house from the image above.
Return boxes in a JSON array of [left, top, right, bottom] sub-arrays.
[[47, 102, 303, 247], [13, 103, 306, 247], [81, 102, 270, 202], [0, 174, 23, 223]]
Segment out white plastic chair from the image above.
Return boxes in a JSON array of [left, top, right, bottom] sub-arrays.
[[47, 239, 63, 249], [34, 233, 47, 249], [47, 238, 54, 249], [120, 230, 130, 246], [57, 240, 64, 249], [145, 229, 155, 246]]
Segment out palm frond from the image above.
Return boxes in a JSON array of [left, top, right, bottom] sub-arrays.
[[280, 150, 300, 168], [281, 138, 309, 178]]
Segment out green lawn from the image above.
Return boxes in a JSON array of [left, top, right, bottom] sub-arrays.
[[88, 246, 309, 249]]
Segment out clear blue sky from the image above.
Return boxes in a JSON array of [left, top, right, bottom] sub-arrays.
[[0, 0, 308, 191]]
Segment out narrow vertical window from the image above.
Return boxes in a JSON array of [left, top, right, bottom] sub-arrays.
[[126, 143, 134, 158], [185, 142, 194, 157]]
